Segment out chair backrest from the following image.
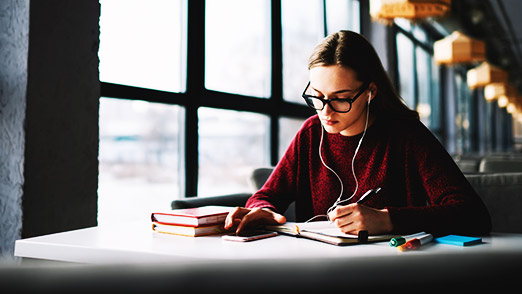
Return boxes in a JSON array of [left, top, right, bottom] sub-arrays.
[[479, 158, 522, 173], [249, 167, 275, 191], [465, 172, 522, 233], [455, 159, 480, 173]]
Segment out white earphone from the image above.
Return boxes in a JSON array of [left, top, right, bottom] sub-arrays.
[[306, 87, 373, 223]]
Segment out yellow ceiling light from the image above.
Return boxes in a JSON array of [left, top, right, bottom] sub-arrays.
[[484, 83, 508, 101], [498, 95, 509, 108], [467, 62, 508, 89], [434, 31, 486, 64], [370, 0, 451, 23]]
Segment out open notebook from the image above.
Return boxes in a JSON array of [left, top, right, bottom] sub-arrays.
[[266, 221, 398, 246]]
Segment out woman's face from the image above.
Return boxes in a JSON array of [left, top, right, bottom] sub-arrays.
[[308, 65, 374, 136]]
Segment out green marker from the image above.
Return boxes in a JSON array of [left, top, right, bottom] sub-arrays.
[[389, 232, 427, 247]]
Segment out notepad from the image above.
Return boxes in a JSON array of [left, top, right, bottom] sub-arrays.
[[266, 221, 397, 246], [435, 235, 482, 246]]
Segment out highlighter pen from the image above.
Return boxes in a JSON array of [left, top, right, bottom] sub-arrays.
[[357, 187, 381, 204], [399, 233, 433, 251], [389, 231, 427, 247]]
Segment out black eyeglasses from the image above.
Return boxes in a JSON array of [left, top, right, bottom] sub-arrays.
[[301, 81, 370, 113]]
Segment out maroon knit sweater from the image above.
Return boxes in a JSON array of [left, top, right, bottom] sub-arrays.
[[246, 115, 491, 236]]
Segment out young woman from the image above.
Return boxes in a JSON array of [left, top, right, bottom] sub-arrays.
[[225, 30, 491, 236]]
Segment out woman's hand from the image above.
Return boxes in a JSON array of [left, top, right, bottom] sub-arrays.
[[327, 204, 393, 235], [224, 207, 286, 235]]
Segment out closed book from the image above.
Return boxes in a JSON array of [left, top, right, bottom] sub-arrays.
[[152, 222, 229, 237], [151, 206, 232, 227]]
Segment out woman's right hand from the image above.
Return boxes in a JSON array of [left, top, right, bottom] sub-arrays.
[[224, 207, 286, 235]]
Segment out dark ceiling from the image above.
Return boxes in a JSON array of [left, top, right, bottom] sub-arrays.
[[441, 0, 522, 92]]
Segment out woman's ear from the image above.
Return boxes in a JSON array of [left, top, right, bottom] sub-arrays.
[[369, 82, 378, 101]]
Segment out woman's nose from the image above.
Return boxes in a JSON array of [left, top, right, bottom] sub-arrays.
[[321, 102, 334, 116]]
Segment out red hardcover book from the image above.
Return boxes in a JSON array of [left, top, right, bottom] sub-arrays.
[[152, 222, 229, 237], [151, 206, 233, 227]]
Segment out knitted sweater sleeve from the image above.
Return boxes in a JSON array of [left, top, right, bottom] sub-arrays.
[[386, 121, 492, 236]]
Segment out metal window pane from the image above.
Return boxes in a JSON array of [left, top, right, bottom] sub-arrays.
[[416, 47, 431, 126], [396, 33, 415, 108], [326, 0, 360, 34], [282, 0, 324, 104], [99, 0, 187, 93], [205, 0, 271, 98], [98, 98, 184, 225], [279, 117, 306, 159], [198, 108, 270, 196]]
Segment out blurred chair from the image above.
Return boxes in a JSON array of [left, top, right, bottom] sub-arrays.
[[452, 154, 481, 173], [478, 157, 522, 173], [171, 193, 252, 209], [171, 167, 296, 221], [465, 172, 522, 233]]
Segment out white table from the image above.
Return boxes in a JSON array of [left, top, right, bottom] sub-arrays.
[[13, 220, 522, 263], [11, 221, 522, 292]]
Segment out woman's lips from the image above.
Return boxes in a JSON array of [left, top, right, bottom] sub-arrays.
[[323, 119, 338, 126]]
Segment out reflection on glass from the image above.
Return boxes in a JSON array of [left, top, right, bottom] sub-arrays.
[[282, 0, 324, 104], [326, 0, 360, 34], [98, 0, 187, 93], [205, 0, 271, 98], [98, 98, 184, 225], [279, 117, 307, 159], [198, 108, 270, 196], [396, 33, 415, 108]]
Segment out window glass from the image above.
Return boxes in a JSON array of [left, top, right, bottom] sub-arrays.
[[454, 75, 471, 153], [282, 0, 324, 104], [98, 0, 187, 93], [205, 0, 271, 98], [98, 98, 184, 225], [416, 47, 431, 126], [430, 58, 441, 132], [396, 33, 415, 108], [279, 117, 307, 159], [412, 24, 427, 43], [326, 0, 360, 34], [394, 18, 411, 31], [198, 108, 270, 196]]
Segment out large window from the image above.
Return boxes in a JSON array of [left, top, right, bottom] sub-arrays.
[[395, 20, 441, 134], [98, 0, 360, 224]]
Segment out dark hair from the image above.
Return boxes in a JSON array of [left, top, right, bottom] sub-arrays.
[[308, 30, 419, 120]]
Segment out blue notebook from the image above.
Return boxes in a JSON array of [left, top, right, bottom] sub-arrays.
[[435, 235, 482, 246]]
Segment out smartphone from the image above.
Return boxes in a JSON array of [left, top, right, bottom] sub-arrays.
[[222, 230, 278, 242]]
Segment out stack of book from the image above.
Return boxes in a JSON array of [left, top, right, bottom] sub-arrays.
[[151, 206, 233, 237]]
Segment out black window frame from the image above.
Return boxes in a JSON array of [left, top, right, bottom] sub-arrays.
[[100, 0, 364, 197]]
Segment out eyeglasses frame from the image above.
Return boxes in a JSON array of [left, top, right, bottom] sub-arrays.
[[301, 81, 371, 113]]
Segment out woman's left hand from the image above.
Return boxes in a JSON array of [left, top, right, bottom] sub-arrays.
[[327, 204, 393, 235]]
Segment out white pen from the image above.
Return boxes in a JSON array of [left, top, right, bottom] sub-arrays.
[[357, 187, 381, 204]]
